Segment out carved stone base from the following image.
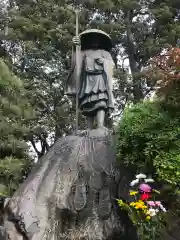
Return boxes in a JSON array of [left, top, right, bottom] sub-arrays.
[[2, 129, 135, 240]]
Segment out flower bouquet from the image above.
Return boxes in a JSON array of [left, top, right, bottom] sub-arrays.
[[116, 174, 167, 240]]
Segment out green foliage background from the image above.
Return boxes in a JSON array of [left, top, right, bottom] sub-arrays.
[[117, 101, 180, 187], [0, 59, 34, 196], [116, 100, 180, 238]]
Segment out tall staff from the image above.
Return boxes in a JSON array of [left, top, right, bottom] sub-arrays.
[[75, 7, 80, 133]]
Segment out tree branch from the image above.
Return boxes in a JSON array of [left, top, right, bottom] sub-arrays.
[[30, 139, 41, 156]]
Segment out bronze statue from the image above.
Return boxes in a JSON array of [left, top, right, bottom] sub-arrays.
[[65, 29, 115, 129]]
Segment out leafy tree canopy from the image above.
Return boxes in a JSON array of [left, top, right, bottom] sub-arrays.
[[0, 59, 34, 196]]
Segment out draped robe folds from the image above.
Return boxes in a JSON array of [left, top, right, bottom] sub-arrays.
[[65, 48, 115, 116]]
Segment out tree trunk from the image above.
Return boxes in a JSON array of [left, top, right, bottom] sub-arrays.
[[1, 129, 137, 240], [125, 10, 144, 102]]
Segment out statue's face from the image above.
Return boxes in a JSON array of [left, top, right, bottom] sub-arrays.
[[89, 37, 100, 49], [91, 43, 99, 48]]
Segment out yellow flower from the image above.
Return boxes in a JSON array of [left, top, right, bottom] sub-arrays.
[[135, 204, 142, 209], [146, 216, 151, 220], [130, 202, 136, 207], [134, 201, 147, 210], [129, 191, 138, 196], [129, 200, 148, 210]]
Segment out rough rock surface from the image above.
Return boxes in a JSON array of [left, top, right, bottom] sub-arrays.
[[1, 129, 137, 240]]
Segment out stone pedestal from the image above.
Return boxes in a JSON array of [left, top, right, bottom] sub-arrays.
[[2, 129, 128, 240]]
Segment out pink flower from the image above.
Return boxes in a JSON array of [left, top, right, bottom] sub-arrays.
[[155, 201, 161, 206], [139, 183, 152, 193], [147, 201, 156, 207]]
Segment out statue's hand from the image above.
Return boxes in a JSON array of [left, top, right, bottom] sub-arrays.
[[95, 58, 103, 64], [72, 36, 81, 46]]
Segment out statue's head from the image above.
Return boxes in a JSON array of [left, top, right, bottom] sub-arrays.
[[80, 29, 112, 52]]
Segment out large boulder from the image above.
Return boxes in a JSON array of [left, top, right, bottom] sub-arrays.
[[2, 129, 136, 240]]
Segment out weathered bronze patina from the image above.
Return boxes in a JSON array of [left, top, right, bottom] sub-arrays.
[[65, 29, 115, 129]]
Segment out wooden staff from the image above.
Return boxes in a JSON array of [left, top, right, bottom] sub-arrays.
[[75, 7, 80, 133]]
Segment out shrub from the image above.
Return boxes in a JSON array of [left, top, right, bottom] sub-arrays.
[[116, 100, 180, 191]]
